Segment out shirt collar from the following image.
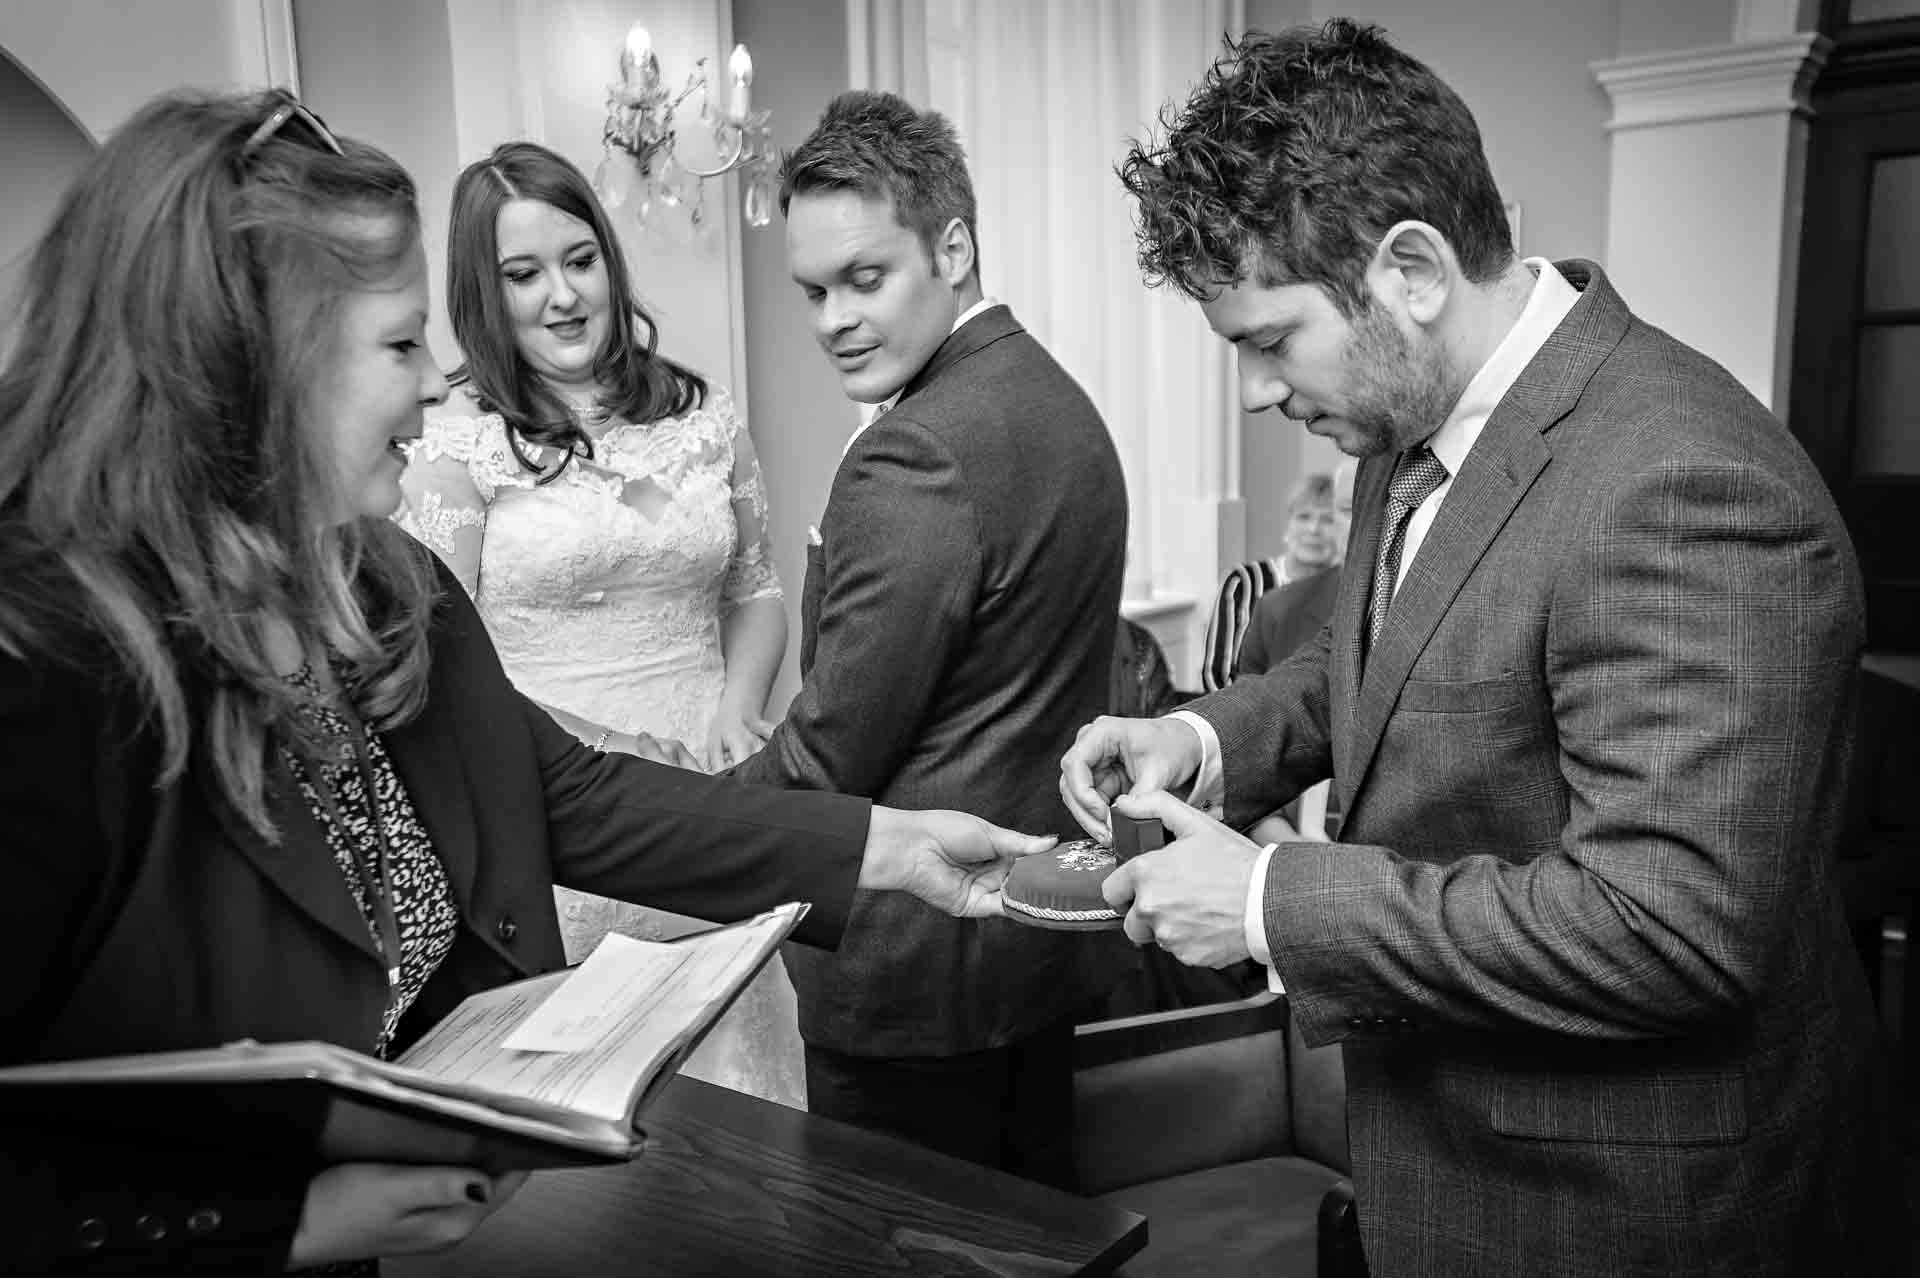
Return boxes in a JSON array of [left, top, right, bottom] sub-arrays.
[[1424, 259, 1579, 477]]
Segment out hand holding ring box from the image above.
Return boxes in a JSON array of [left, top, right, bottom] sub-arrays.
[[1002, 812, 1165, 930]]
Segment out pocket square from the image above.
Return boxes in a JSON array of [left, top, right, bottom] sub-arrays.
[[807, 524, 823, 547]]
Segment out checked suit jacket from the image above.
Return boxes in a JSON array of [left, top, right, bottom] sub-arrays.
[[732, 304, 1127, 1056], [1188, 262, 1898, 1276]]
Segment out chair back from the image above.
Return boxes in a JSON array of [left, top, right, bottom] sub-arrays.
[[1073, 996, 1294, 1194], [1287, 1017, 1350, 1174], [1200, 559, 1286, 692]]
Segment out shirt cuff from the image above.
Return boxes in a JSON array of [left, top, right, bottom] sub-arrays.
[[1166, 709, 1224, 814], [1244, 842, 1284, 994]]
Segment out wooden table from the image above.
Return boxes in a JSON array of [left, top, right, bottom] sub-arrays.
[[390, 1076, 1147, 1277]]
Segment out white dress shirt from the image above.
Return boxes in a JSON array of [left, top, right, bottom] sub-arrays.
[[1168, 260, 1580, 985]]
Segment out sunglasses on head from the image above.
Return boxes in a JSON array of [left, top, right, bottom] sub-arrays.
[[242, 91, 344, 159]]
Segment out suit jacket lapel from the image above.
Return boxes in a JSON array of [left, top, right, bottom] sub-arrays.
[[1340, 260, 1631, 806], [895, 304, 1022, 408]]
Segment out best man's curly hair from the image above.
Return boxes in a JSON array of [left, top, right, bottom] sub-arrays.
[[779, 90, 980, 278], [1117, 19, 1511, 315]]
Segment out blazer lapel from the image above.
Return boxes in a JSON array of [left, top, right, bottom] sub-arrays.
[[1340, 261, 1630, 807], [205, 761, 384, 963]]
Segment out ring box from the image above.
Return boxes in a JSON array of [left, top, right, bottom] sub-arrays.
[[1110, 812, 1165, 864]]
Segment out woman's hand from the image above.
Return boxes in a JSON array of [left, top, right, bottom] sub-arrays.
[[287, 1164, 529, 1267], [859, 807, 1056, 917], [607, 731, 706, 772], [704, 702, 776, 771]]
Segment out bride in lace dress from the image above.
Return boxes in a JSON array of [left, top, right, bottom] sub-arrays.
[[398, 142, 803, 1107]]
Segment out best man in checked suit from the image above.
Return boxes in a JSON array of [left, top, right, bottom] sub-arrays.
[[1062, 19, 1899, 1276]]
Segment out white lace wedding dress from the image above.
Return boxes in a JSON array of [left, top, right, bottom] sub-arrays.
[[398, 384, 805, 1108]]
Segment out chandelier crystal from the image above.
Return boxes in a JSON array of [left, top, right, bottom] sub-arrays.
[[594, 24, 776, 231]]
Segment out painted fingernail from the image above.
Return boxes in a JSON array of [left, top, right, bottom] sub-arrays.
[[466, 1182, 489, 1204]]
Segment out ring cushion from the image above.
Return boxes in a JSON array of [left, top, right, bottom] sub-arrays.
[[1002, 839, 1123, 931]]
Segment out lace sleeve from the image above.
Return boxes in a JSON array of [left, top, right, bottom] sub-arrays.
[[397, 412, 492, 598], [718, 391, 784, 613]]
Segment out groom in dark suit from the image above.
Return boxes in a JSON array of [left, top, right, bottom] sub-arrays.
[[1063, 19, 1899, 1276], [731, 90, 1126, 1187]]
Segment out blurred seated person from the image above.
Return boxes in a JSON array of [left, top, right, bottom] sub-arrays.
[[1241, 461, 1354, 843], [0, 88, 1048, 1275], [1234, 462, 1355, 683], [1199, 467, 1349, 692]]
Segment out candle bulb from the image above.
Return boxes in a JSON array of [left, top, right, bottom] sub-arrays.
[[622, 24, 658, 89], [727, 44, 753, 120]]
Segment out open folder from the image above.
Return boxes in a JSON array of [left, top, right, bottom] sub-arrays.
[[0, 901, 807, 1172]]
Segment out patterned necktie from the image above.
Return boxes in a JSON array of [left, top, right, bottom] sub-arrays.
[[1366, 445, 1450, 652]]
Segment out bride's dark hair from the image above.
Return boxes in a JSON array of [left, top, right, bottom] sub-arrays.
[[0, 88, 437, 842], [443, 141, 706, 479]]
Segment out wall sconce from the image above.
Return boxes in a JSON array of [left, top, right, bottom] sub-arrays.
[[595, 24, 776, 231]]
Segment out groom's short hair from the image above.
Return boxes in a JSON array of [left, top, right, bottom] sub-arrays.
[[779, 90, 981, 279]]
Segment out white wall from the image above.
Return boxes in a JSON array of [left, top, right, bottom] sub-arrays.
[[0, 0, 291, 329], [1604, 107, 1805, 409], [735, 0, 851, 711], [0, 0, 290, 140], [293, 0, 749, 401], [1615, 0, 1737, 59], [0, 50, 93, 298]]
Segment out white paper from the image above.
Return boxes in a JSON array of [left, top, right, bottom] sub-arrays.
[[502, 933, 691, 1053]]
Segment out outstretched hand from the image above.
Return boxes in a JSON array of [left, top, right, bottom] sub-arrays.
[[1099, 790, 1262, 969], [1058, 715, 1205, 840], [860, 806, 1057, 917], [608, 731, 706, 772]]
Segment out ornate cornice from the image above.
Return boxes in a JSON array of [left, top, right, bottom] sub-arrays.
[[1592, 33, 1832, 131]]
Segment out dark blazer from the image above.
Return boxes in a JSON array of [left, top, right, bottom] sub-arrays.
[[0, 545, 871, 1273], [1190, 262, 1898, 1274], [1232, 564, 1340, 680], [732, 304, 1127, 1056]]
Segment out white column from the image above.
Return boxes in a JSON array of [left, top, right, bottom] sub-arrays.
[[1592, 28, 1828, 413]]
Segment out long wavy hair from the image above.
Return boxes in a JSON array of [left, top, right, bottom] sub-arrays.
[[0, 88, 438, 842], [1117, 19, 1513, 316], [443, 141, 704, 479]]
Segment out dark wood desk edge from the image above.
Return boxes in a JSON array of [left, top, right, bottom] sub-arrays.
[[1863, 650, 1920, 692], [1079, 1211, 1149, 1277], [394, 1075, 1152, 1277]]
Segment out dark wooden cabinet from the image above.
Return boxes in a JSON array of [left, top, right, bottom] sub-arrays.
[[1791, 4, 1920, 648]]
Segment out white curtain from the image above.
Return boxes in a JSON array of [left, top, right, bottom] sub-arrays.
[[854, 0, 1245, 664]]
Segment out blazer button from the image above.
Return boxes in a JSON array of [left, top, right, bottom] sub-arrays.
[[134, 1213, 168, 1242], [186, 1208, 223, 1235], [73, 1218, 108, 1251], [496, 916, 518, 943]]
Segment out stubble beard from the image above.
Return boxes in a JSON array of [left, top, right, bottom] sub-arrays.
[[1337, 301, 1461, 459]]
